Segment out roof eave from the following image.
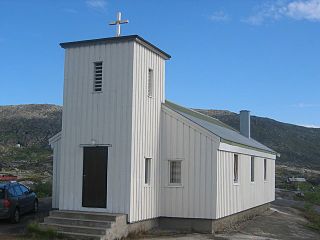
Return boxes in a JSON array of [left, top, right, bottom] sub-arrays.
[[220, 138, 277, 155], [60, 35, 171, 60]]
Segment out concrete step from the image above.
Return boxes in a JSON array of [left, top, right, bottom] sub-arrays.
[[58, 231, 104, 240], [50, 210, 120, 222], [44, 216, 112, 228], [40, 223, 107, 235]]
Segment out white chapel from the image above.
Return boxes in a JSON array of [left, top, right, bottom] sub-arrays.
[[47, 14, 276, 239]]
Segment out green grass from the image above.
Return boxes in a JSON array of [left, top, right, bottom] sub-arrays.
[[34, 181, 52, 198], [0, 146, 51, 163], [302, 203, 320, 231], [294, 182, 320, 205], [24, 222, 63, 240]]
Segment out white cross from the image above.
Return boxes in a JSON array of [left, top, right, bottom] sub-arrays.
[[109, 12, 129, 37]]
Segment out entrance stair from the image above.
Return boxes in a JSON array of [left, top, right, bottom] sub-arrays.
[[41, 210, 128, 240]]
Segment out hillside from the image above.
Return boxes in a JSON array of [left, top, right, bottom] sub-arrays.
[[0, 104, 319, 174], [196, 109, 320, 170], [0, 104, 62, 176]]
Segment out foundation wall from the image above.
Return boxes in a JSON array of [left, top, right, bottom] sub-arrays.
[[155, 203, 270, 234]]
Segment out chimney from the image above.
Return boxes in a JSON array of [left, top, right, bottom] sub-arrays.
[[240, 110, 250, 138]]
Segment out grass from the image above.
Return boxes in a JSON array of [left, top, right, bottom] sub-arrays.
[[33, 181, 52, 198], [302, 203, 320, 231], [24, 222, 63, 240], [293, 182, 320, 205], [290, 182, 320, 231], [0, 146, 51, 163]]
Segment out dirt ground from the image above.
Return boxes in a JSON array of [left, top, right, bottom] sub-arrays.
[[137, 189, 320, 240], [0, 192, 319, 240]]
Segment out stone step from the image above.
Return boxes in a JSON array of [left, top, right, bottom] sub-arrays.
[[58, 231, 104, 240], [50, 210, 120, 222], [44, 216, 112, 228], [40, 223, 107, 236]]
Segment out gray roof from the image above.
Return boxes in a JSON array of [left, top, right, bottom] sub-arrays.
[[60, 35, 171, 60], [164, 101, 276, 154]]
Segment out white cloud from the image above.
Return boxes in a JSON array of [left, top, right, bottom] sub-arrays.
[[86, 0, 107, 10], [209, 11, 230, 22], [244, 0, 320, 25], [301, 124, 320, 128], [287, 0, 320, 20], [293, 103, 320, 108]]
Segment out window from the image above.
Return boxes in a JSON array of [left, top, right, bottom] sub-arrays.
[[234, 154, 239, 183], [94, 62, 103, 92], [0, 188, 5, 199], [264, 159, 267, 181], [19, 184, 29, 195], [8, 187, 16, 197], [145, 158, 151, 184], [169, 160, 182, 185], [147, 68, 153, 97], [251, 156, 255, 182], [13, 185, 23, 196]]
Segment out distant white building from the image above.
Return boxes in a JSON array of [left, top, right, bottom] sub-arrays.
[[49, 35, 276, 234]]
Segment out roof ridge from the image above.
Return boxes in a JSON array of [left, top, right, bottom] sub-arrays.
[[164, 100, 276, 155], [164, 100, 238, 131]]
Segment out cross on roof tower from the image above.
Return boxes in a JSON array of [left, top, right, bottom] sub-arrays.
[[109, 12, 129, 37]]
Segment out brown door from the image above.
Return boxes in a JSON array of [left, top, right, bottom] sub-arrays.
[[82, 147, 108, 208]]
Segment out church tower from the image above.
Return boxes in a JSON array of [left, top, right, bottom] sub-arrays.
[[58, 33, 170, 220]]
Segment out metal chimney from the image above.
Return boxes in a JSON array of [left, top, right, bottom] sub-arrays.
[[240, 110, 250, 138]]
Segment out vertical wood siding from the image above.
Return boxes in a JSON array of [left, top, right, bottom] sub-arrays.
[[216, 150, 275, 218], [51, 135, 61, 209], [129, 42, 165, 222], [160, 108, 219, 219], [59, 41, 134, 214]]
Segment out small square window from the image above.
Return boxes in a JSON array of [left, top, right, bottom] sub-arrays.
[[234, 154, 239, 183], [94, 62, 103, 92], [147, 68, 153, 97], [169, 160, 182, 185], [145, 158, 151, 185]]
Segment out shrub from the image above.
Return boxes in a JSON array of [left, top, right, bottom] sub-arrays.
[[34, 181, 52, 198]]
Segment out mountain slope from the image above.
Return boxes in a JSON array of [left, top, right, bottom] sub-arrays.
[[0, 104, 319, 172], [0, 104, 62, 173], [196, 109, 320, 170]]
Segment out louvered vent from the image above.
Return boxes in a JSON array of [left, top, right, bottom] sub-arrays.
[[94, 62, 103, 92]]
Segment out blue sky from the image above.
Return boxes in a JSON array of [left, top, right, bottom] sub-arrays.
[[0, 0, 319, 127]]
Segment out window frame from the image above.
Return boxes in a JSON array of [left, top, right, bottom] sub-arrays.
[[168, 160, 183, 187], [233, 154, 239, 184], [264, 159, 267, 181], [250, 156, 255, 183], [93, 61, 103, 93], [144, 157, 151, 185], [147, 68, 154, 98]]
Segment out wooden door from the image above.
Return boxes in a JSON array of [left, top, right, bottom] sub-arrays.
[[82, 147, 108, 208]]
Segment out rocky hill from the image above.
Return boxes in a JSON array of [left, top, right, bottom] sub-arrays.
[[0, 104, 319, 174], [196, 109, 320, 170], [0, 104, 62, 175]]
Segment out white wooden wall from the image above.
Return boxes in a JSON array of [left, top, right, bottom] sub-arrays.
[[129, 42, 166, 222], [160, 106, 220, 219], [59, 41, 134, 214], [216, 150, 275, 219], [50, 133, 61, 209]]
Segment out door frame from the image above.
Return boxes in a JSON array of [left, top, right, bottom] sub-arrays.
[[81, 146, 109, 208]]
